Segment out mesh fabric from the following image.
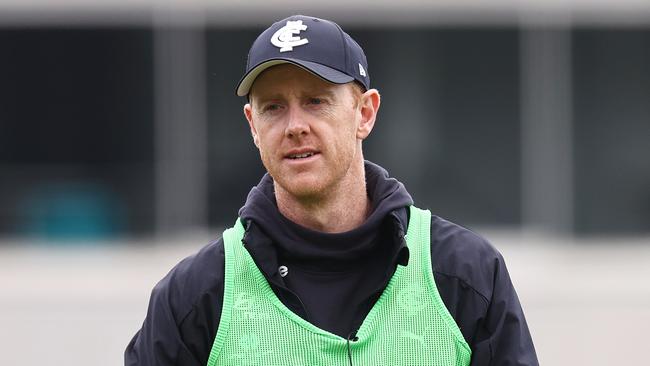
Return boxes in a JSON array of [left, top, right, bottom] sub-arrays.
[[208, 206, 471, 366]]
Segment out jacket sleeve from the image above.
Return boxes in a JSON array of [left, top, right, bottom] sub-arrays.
[[470, 251, 538, 366], [124, 238, 225, 366], [429, 216, 538, 366], [124, 280, 202, 366]]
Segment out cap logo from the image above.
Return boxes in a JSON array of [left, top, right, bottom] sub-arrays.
[[271, 20, 309, 52], [359, 63, 367, 77]]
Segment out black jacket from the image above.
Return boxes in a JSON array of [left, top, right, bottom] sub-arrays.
[[125, 161, 538, 366]]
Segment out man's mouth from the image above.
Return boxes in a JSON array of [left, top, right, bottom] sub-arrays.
[[288, 152, 316, 159]]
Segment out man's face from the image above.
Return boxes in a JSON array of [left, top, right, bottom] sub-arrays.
[[244, 64, 367, 201]]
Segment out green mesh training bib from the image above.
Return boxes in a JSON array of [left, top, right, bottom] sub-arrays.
[[207, 205, 471, 366]]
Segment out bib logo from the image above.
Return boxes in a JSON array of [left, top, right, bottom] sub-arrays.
[[233, 292, 271, 321], [271, 20, 309, 52], [234, 292, 255, 311], [397, 285, 427, 315]]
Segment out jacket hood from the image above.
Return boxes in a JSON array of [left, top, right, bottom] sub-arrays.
[[239, 161, 413, 258]]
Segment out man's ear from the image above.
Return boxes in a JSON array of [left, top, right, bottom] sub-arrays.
[[357, 88, 381, 140], [244, 103, 259, 148]]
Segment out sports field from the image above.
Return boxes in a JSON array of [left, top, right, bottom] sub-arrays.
[[1, 231, 648, 365]]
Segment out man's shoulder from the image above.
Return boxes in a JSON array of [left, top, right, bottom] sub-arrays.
[[150, 236, 226, 322], [428, 214, 503, 303]]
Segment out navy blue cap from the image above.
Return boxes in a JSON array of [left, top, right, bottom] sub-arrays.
[[236, 15, 370, 97]]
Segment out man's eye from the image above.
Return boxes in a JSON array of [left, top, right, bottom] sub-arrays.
[[308, 98, 323, 105], [264, 104, 281, 112]]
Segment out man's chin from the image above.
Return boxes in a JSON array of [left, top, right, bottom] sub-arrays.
[[276, 175, 326, 200]]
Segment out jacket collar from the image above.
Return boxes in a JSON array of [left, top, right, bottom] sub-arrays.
[[238, 160, 413, 283]]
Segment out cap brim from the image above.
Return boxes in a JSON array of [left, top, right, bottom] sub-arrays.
[[236, 58, 354, 97]]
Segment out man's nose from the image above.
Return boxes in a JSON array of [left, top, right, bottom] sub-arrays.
[[285, 107, 310, 138]]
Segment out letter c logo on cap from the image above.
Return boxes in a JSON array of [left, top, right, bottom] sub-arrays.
[[271, 20, 309, 52]]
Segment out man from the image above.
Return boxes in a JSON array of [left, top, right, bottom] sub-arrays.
[[126, 15, 538, 366]]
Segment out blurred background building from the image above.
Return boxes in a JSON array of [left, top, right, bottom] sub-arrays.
[[0, 1, 649, 365], [2, 1, 649, 239]]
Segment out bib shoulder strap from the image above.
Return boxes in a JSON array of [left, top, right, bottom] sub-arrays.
[[223, 218, 246, 249], [408, 205, 470, 353], [206, 218, 245, 366]]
